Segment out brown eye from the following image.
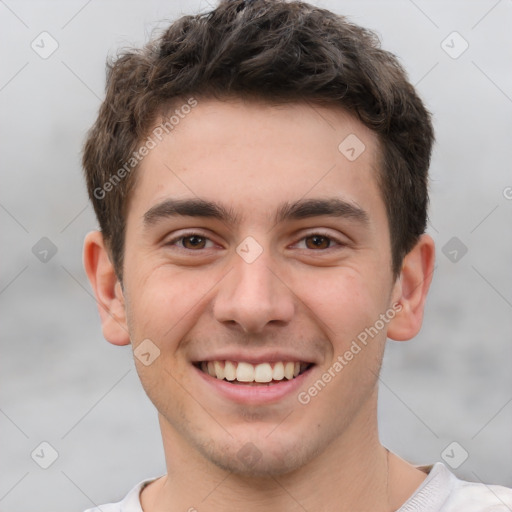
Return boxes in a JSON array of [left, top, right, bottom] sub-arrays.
[[305, 235, 331, 250], [182, 235, 207, 249]]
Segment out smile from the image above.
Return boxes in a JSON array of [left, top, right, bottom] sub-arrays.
[[196, 360, 313, 385]]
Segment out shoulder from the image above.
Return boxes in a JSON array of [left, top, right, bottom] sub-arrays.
[[398, 462, 512, 512], [442, 478, 512, 511], [83, 477, 159, 512], [399, 462, 512, 512]]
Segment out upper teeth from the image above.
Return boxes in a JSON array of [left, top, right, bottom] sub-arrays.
[[200, 361, 308, 382]]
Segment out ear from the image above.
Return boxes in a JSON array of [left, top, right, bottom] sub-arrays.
[[83, 231, 130, 346], [387, 234, 435, 341]]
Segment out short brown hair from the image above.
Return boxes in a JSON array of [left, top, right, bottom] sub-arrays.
[[83, 0, 434, 280]]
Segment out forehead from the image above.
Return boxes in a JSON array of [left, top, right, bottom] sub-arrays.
[[128, 98, 385, 229]]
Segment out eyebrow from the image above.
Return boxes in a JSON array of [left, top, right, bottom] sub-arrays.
[[143, 197, 369, 228]]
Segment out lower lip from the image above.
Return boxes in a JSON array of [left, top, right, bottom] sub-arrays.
[[193, 364, 314, 405]]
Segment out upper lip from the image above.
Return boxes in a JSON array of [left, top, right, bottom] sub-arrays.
[[192, 351, 318, 365]]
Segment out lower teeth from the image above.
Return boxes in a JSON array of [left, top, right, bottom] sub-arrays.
[[230, 380, 282, 386]]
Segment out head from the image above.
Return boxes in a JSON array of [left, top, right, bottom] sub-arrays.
[[83, 0, 435, 477]]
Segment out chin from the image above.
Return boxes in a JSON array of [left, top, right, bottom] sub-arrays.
[[196, 433, 322, 478]]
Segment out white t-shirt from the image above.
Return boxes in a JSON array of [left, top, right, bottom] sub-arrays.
[[84, 462, 512, 511]]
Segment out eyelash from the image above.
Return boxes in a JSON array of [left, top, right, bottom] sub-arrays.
[[165, 231, 346, 252]]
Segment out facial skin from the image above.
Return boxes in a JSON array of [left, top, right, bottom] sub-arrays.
[[84, 98, 435, 511]]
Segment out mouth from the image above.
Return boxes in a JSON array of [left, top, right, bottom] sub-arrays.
[[193, 360, 315, 386]]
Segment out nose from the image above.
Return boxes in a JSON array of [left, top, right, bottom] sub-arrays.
[[213, 249, 295, 334]]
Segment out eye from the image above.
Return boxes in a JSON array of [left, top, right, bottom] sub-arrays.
[[166, 232, 216, 250], [165, 231, 345, 252], [295, 233, 345, 250]]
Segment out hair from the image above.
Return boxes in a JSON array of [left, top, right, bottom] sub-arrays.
[[83, 0, 434, 281]]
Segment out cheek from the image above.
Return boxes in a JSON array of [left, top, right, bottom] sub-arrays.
[[294, 268, 384, 342], [124, 265, 220, 345]]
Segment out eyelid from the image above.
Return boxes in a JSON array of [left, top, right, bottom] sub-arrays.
[[290, 229, 348, 249], [165, 230, 220, 249], [164, 229, 348, 251]]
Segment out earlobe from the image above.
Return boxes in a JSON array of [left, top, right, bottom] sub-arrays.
[[387, 234, 435, 342], [83, 231, 131, 346]]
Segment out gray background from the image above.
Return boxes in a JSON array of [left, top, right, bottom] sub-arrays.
[[1, 0, 511, 510]]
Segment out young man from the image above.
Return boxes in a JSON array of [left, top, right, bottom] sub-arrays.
[[82, 0, 512, 510]]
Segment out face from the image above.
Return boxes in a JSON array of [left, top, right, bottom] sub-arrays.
[[120, 98, 401, 476]]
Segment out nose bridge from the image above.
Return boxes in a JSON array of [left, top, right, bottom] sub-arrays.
[[213, 245, 294, 333]]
